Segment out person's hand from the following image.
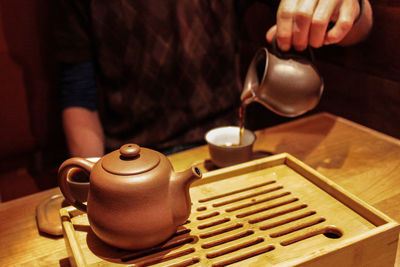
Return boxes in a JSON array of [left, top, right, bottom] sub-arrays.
[[266, 0, 365, 51]]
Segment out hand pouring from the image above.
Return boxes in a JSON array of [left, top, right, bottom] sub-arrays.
[[241, 41, 324, 117], [58, 144, 202, 250]]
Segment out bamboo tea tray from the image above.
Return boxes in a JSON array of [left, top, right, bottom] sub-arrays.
[[60, 153, 400, 266]]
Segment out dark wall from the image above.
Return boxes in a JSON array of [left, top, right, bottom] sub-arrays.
[[0, 0, 64, 157], [0, 0, 66, 201], [313, 1, 400, 138]]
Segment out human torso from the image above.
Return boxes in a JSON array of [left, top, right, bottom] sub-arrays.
[[89, 0, 241, 150]]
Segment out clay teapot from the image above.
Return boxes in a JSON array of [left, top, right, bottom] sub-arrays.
[[241, 42, 324, 117], [58, 144, 202, 250]]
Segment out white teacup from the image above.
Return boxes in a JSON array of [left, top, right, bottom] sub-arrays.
[[205, 126, 256, 167]]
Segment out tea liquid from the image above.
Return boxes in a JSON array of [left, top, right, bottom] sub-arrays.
[[222, 104, 247, 147], [221, 143, 241, 148], [238, 104, 246, 145]]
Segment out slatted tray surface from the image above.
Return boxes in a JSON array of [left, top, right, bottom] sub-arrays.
[[60, 153, 399, 267]]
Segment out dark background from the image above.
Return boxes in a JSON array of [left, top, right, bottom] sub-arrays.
[[0, 0, 398, 201]]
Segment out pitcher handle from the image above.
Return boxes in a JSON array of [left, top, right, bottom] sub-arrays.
[[270, 35, 315, 62], [58, 158, 94, 212]]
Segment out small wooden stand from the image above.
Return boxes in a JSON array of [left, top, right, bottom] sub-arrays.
[[60, 153, 400, 266]]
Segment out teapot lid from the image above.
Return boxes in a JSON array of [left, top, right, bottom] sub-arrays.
[[101, 144, 160, 175]]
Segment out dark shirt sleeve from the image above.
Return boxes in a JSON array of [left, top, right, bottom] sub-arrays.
[[60, 61, 98, 111], [53, 0, 93, 63], [54, 0, 97, 110]]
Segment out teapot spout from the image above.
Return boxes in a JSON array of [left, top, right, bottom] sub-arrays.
[[170, 166, 202, 226]]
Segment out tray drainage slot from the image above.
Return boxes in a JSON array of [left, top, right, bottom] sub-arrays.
[[280, 226, 343, 246], [166, 257, 200, 267], [173, 227, 191, 237], [236, 197, 299, 218], [211, 245, 275, 267], [270, 217, 326, 238], [198, 180, 276, 203], [130, 248, 196, 266], [121, 236, 196, 262], [206, 237, 265, 259], [198, 218, 230, 229], [323, 226, 343, 239], [200, 223, 243, 239], [197, 211, 220, 220], [196, 206, 207, 211], [225, 191, 290, 212], [249, 204, 308, 224], [201, 230, 255, 249], [259, 210, 317, 230], [212, 186, 285, 207]]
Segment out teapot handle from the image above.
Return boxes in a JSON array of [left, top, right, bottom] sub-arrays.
[[58, 158, 95, 212]]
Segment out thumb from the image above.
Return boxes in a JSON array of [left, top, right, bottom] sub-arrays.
[[266, 25, 277, 43]]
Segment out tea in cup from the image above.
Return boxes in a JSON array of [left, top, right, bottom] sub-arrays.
[[205, 126, 256, 167]]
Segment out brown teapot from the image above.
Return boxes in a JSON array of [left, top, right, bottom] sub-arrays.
[[58, 144, 202, 250]]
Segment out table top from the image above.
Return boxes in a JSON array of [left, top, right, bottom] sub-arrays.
[[1, 112, 399, 266]]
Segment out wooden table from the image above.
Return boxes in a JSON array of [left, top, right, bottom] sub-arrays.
[[1, 112, 399, 266]]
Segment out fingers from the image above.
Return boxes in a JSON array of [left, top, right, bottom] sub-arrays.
[[269, 0, 360, 50], [292, 0, 318, 51], [276, 0, 298, 51], [324, 0, 359, 45], [275, 0, 335, 51], [309, 0, 337, 48], [266, 25, 277, 43]]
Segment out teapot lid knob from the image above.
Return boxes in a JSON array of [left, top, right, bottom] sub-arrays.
[[120, 144, 140, 158], [101, 143, 160, 175]]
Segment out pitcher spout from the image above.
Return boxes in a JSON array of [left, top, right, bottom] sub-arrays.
[[170, 166, 202, 226], [241, 48, 268, 103]]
